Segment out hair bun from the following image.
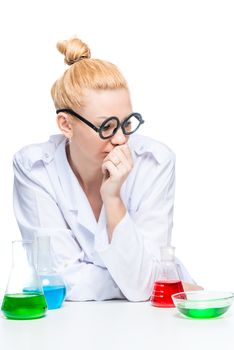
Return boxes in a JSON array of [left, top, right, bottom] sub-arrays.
[[57, 37, 91, 65]]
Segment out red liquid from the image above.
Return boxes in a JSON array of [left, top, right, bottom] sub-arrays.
[[150, 280, 184, 308]]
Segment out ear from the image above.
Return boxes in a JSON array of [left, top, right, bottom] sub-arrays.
[[56, 113, 73, 138]]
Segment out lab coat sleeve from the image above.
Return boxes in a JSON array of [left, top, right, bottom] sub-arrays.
[[13, 154, 124, 301], [95, 153, 194, 301]]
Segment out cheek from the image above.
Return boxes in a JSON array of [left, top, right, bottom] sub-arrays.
[[89, 140, 103, 153], [81, 132, 105, 155]]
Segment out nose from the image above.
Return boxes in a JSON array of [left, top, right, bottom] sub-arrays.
[[110, 127, 128, 146]]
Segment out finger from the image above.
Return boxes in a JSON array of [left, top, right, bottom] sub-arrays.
[[107, 149, 129, 170], [109, 152, 122, 165], [102, 160, 118, 177], [118, 144, 132, 158], [104, 148, 127, 167], [103, 144, 133, 171], [114, 147, 133, 169], [116, 144, 133, 166]]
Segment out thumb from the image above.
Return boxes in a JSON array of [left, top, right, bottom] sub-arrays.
[[101, 164, 110, 181]]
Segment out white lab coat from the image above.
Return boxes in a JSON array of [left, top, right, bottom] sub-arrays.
[[13, 133, 194, 301]]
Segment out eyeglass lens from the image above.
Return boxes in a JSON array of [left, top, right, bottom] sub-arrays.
[[100, 114, 142, 139]]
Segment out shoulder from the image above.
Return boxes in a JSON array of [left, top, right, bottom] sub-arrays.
[[13, 134, 66, 172], [128, 134, 176, 165]]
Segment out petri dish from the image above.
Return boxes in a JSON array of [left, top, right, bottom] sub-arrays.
[[172, 291, 234, 319]]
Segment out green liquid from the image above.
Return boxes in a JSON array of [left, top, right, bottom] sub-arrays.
[[1, 293, 47, 320], [177, 306, 230, 319]]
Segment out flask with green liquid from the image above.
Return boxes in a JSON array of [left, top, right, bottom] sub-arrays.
[[1, 240, 47, 320]]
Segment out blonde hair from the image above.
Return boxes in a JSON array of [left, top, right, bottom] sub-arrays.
[[51, 37, 128, 110]]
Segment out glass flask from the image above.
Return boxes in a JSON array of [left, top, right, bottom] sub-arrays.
[[36, 235, 66, 310], [150, 246, 184, 308], [1, 240, 47, 320]]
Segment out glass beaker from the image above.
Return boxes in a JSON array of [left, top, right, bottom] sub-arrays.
[[36, 235, 66, 310], [150, 246, 184, 308], [1, 240, 47, 320]]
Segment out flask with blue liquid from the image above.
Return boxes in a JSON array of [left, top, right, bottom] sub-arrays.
[[36, 235, 66, 310]]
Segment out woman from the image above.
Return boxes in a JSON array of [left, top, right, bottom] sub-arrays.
[[13, 37, 199, 301]]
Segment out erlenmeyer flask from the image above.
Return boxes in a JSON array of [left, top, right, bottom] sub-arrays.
[[150, 246, 184, 307], [1, 240, 47, 319], [36, 235, 66, 310]]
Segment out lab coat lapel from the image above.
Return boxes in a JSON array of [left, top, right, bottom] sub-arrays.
[[54, 139, 97, 234], [74, 184, 98, 234]]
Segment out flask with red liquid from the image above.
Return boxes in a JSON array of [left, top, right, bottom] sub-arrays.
[[150, 246, 184, 308]]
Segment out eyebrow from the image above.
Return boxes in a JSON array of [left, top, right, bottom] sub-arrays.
[[97, 113, 132, 120]]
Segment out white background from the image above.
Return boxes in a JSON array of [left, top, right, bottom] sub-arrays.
[[0, 0, 233, 297]]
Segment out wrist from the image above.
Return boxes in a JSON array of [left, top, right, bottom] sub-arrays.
[[102, 196, 126, 243], [101, 194, 122, 205], [103, 197, 126, 221]]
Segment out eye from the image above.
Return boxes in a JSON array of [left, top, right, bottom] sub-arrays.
[[124, 120, 132, 127], [101, 120, 117, 130], [102, 123, 112, 131]]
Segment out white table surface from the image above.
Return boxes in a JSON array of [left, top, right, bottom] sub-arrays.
[[0, 299, 233, 350]]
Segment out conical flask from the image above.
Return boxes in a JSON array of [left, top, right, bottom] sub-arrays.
[[1, 240, 47, 319], [150, 246, 184, 308], [36, 235, 66, 310]]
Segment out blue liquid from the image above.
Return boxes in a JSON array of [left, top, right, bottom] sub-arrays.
[[43, 285, 66, 310]]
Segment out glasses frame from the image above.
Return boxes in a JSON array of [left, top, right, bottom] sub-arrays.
[[56, 108, 145, 139]]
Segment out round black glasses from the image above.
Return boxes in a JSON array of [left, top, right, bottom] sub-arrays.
[[56, 108, 145, 139]]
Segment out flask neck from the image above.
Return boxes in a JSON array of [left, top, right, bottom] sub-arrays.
[[12, 240, 34, 268], [160, 246, 175, 262], [36, 236, 54, 274], [157, 246, 181, 281], [157, 264, 181, 281]]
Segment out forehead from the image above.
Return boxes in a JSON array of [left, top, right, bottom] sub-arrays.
[[78, 88, 132, 119]]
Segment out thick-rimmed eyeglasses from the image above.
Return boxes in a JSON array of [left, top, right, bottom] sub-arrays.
[[56, 108, 145, 139]]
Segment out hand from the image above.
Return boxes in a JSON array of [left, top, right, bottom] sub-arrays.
[[100, 144, 133, 201]]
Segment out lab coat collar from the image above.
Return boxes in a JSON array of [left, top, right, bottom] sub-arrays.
[[128, 134, 164, 164], [20, 135, 64, 171], [41, 135, 65, 165], [25, 134, 164, 173]]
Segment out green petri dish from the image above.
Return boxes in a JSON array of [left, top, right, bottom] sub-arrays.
[[172, 291, 234, 319], [177, 305, 230, 319]]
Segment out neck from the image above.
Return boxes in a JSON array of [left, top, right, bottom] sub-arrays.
[[66, 143, 103, 193]]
